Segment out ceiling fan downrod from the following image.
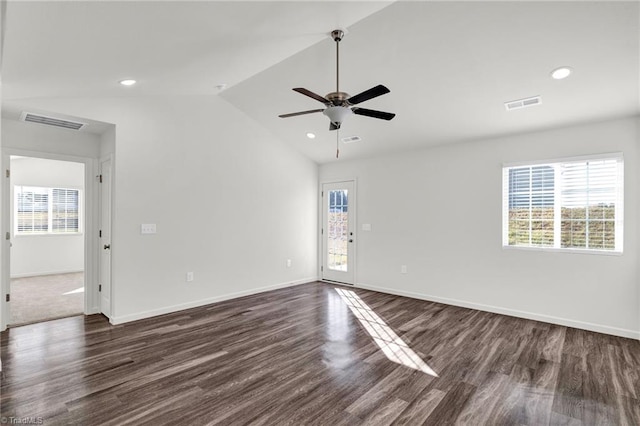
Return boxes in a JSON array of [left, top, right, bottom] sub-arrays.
[[331, 29, 344, 93]]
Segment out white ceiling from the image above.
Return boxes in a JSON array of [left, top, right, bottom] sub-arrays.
[[1, 1, 391, 99], [2, 1, 639, 163]]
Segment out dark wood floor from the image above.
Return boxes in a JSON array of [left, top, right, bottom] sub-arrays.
[[1, 282, 639, 425]]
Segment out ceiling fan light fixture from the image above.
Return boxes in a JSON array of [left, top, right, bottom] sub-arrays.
[[323, 106, 353, 125]]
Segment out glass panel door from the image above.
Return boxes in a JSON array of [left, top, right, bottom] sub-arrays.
[[322, 181, 355, 284]]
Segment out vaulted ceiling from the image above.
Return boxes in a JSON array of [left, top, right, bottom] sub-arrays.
[[2, 1, 638, 163]]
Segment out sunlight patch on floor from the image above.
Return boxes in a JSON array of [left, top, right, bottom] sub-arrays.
[[335, 287, 438, 376], [63, 287, 84, 295]]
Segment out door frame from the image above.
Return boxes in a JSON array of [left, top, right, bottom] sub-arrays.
[[98, 154, 113, 320], [0, 148, 100, 331], [318, 178, 357, 286]]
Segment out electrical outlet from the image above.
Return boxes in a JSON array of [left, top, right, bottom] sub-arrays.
[[286, 259, 292, 268], [186, 272, 194, 282], [401, 265, 407, 274]]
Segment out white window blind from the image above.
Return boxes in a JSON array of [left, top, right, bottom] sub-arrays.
[[503, 155, 623, 253], [507, 165, 555, 246], [15, 186, 81, 235], [52, 188, 80, 233], [16, 187, 49, 233]]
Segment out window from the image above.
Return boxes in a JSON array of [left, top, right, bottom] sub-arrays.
[[16, 187, 49, 233], [15, 186, 81, 234], [502, 155, 623, 253]]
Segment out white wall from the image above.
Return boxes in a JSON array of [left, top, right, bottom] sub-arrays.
[[9, 157, 84, 277], [1, 118, 100, 158], [3, 95, 319, 323], [100, 125, 115, 158], [321, 117, 639, 338]]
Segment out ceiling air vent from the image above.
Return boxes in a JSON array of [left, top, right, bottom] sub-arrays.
[[341, 135, 362, 144], [20, 112, 87, 130], [504, 96, 541, 111]]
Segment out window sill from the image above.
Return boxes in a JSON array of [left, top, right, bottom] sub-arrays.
[[502, 245, 622, 256], [14, 233, 84, 238]]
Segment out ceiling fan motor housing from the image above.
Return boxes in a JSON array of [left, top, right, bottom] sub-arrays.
[[326, 92, 350, 106]]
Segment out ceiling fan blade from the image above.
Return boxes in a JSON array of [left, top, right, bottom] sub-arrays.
[[352, 108, 396, 121], [347, 84, 390, 105], [293, 88, 330, 104], [330, 122, 340, 131], [279, 109, 324, 118]]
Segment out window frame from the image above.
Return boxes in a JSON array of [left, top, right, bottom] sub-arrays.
[[502, 153, 623, 255], [14, 185, 83, 236]]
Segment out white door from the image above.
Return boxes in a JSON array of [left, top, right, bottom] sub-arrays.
[[99, 158, 112, 318], [322, 181, 355, 284]]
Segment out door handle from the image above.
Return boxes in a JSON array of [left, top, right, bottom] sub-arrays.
[[104, 244, 111, 250]]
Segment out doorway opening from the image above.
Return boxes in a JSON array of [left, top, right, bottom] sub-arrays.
[[9, 156, 85, 326]]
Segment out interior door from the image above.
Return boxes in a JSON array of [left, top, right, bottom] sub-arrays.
[[322, 181, 355, 284], [99, 158, 112, 318]]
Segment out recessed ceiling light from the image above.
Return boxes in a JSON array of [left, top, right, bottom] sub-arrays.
[[119, 79, 137, 86], [551, 67, 572, 80], [306, 132, 316, 139]]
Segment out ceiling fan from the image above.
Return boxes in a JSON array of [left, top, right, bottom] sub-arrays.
[[279, 29, 395, 131]]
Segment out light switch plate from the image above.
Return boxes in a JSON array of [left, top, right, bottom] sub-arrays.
[[141, 224, 157, 234], [362, 224, 372, 231]]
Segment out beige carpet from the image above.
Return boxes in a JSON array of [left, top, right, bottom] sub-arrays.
[[10, 272, 84, 326]]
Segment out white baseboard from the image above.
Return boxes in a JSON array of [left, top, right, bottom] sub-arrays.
[[110, 277, 318, 325], [356, 282, 640, 340], [10, 269, 83, 279]]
